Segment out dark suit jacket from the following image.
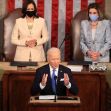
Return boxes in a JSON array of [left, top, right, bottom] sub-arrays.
[[31, 64, 78, 96]]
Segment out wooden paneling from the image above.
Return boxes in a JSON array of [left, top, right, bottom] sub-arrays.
[[2, 70, 106, 111]]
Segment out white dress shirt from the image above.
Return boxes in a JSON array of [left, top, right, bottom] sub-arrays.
[[40, 65, 71, 89]]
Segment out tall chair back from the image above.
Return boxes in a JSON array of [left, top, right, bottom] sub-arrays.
[[3, 8, 22, 61], [71, 10, 88, 61]]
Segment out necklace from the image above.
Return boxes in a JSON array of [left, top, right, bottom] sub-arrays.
[[27, 22, 33, 35], [26, 17, 34, 35]]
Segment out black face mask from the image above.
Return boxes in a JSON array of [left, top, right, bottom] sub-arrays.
[[26, 11, 36, 17]]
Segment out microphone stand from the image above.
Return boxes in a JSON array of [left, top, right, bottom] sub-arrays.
[[54, 76, 57, 102], [59, 33, 70, 49], [59, 37, 66, 49]]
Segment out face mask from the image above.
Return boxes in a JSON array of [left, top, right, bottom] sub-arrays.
[[89, 14, 99, 21], [26, 11, 35, 17]]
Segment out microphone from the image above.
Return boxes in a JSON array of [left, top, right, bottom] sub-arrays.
[[59, 33, 70, 49], [54, 76, 57, 102]]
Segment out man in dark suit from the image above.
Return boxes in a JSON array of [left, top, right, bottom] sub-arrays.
[[31, 47, 78, 96]]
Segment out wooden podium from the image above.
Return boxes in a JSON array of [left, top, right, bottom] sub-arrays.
[[2, 70, 107, 111], [28, 96, 81, 111]]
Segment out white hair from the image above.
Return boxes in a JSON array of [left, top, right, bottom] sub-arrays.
[[47, 47, 61, 59]]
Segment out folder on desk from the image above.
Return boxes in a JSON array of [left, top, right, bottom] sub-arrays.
[[67, 65, 83, 72], [38, 95, 78, 100]]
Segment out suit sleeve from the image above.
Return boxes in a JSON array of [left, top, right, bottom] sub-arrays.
[[31, 69, 43, 96], [99, 20, 111, 56], [36, 19, 49, 46], [67, 68, 79, 95], [11, 19, 27, 46]]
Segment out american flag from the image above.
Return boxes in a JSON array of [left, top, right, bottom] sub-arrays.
[[7, 0, 105, 61]]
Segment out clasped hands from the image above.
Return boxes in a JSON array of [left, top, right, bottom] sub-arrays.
[[87, 50, 101, 61], [25, 39, 37, 48], [41, 73, 70, 86]]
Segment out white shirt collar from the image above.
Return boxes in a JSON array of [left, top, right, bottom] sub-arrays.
[[49, 65, 59, 77]]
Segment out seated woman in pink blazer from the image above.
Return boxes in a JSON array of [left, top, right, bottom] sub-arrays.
[[11, 0, 49, 62]]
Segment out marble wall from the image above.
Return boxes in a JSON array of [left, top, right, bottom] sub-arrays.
[[105, 0, 111, 18], [0, 0, 6, 18], [0, 1, 1, 17]]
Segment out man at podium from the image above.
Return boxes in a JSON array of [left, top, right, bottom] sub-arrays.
[[31, 47, 78, 96]]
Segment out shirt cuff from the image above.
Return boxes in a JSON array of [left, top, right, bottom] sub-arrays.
[[40, 83, 46, 89], [66, 82, 71, 89]]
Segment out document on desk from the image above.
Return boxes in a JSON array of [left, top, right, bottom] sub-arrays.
[[39, 95, 55, 100], [67, 65, 83, 72]]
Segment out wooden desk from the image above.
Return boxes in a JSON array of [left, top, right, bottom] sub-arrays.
[[28, 96, 80, 111], [2, 70, 106, 111]]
